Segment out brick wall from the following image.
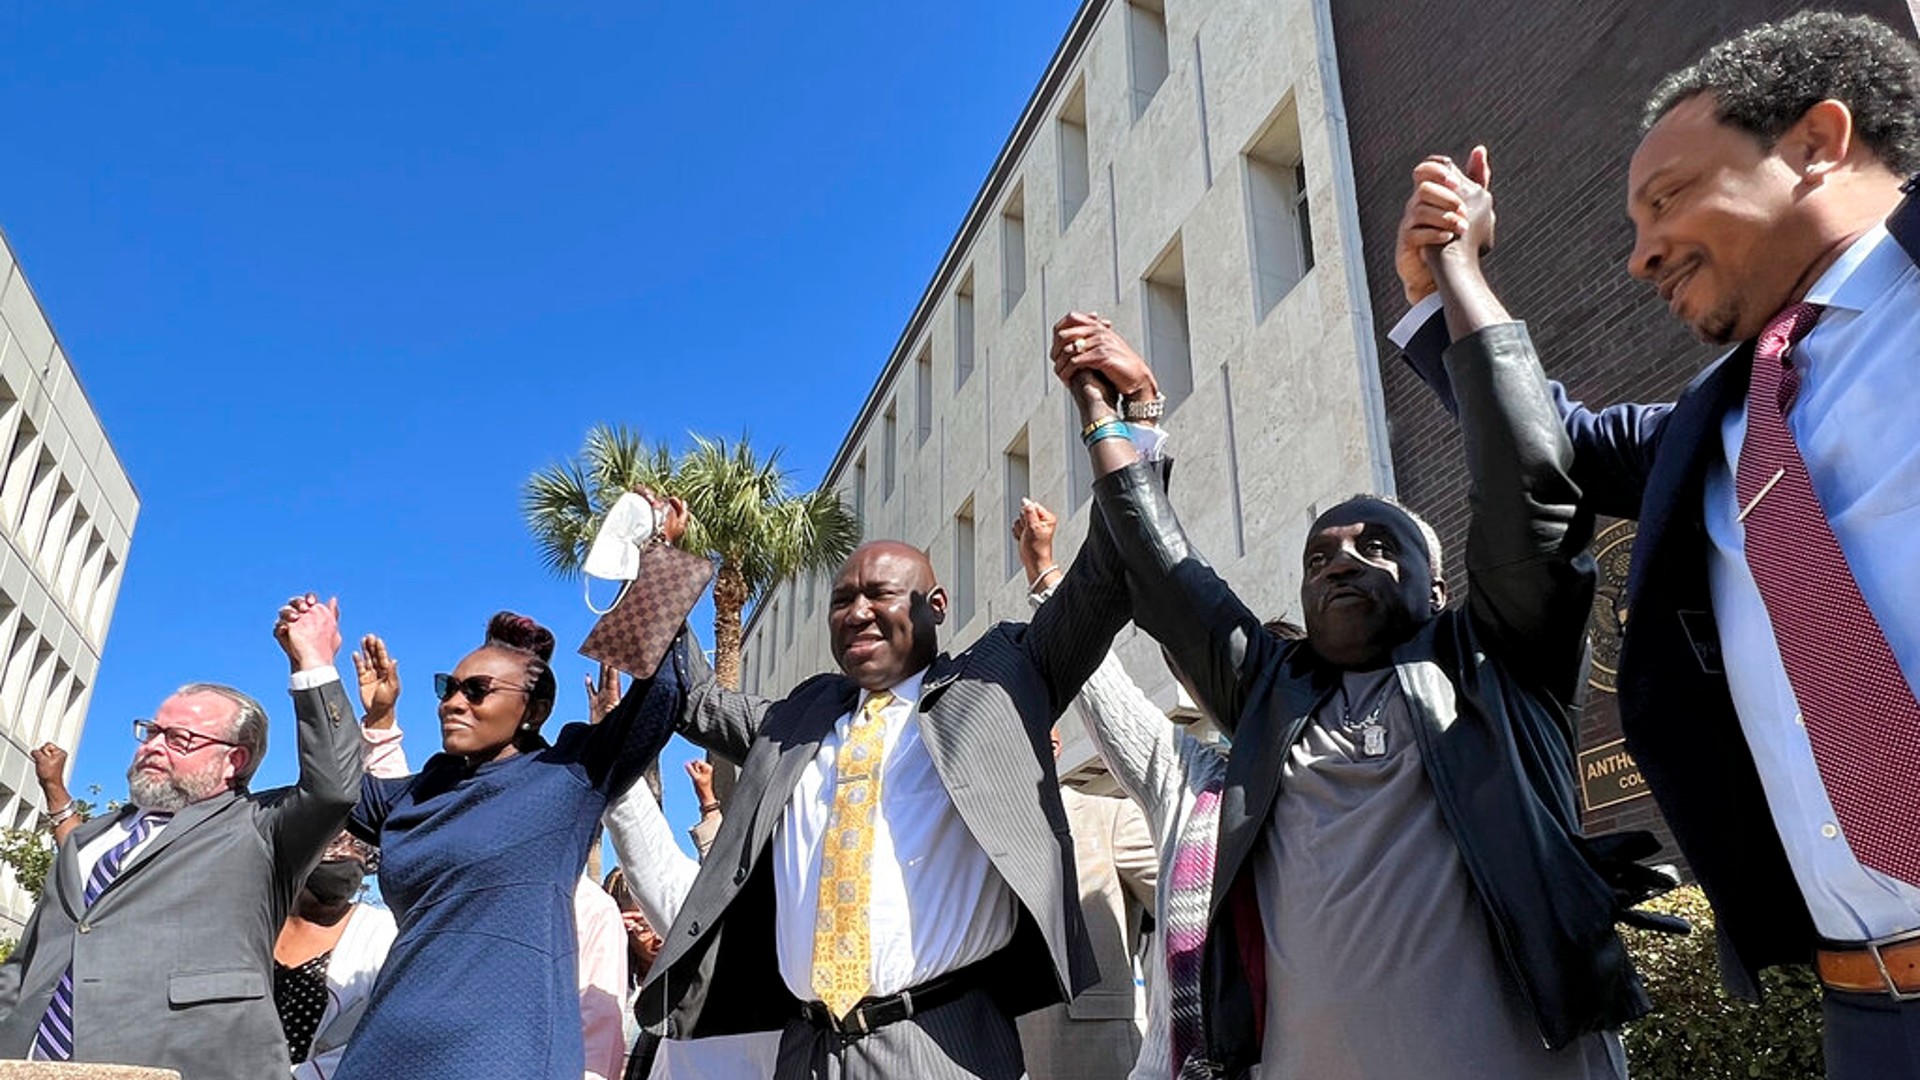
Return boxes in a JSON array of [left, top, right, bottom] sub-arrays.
[[1331, 0, 1919, 853]]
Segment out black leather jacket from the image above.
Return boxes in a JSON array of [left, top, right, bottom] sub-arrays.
[[1093, 323, 1649, 1076]]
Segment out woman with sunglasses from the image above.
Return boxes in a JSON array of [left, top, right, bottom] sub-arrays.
[[329, 496, 692, 1080]]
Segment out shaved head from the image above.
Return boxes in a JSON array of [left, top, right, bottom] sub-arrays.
[[828, 540, 947, 690], [841, 540, 938, 590]]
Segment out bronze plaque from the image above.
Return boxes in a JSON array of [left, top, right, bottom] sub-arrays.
[[1580, 738, 1650, 812], [1587, 520, 1635, 695]]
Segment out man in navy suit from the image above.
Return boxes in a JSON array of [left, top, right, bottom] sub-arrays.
[[1393, 13, 1920, 1079]]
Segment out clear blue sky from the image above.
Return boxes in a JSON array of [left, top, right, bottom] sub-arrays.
[[1, 1, 1081, 858]]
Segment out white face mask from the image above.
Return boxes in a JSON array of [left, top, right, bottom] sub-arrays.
[[583, 492, 664, 583]]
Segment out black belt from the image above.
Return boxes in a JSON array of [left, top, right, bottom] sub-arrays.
[[798, 960, 990, 1037]]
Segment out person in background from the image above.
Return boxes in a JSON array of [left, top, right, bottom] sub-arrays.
[[577, 870, 633, 1080], [0, 593, 362, 1079], [274, 829, 397, 1080], [1014, 705, 1157, 1080], [604, 736, 780, 1080], [684, 760, 722, 860], [1015, 497, 1285, 1080]]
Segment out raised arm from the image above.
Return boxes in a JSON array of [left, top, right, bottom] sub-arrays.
[[603, 779, 701, 934], [1416, 150, 1597, 703], [671, 636, 779, 765], [1053, 314, 1277, 734], [1394, 154, 1673, 519], [31, 744, 83, 846], [270, 594, 366, 886], [1019, 498, 1189, 839]]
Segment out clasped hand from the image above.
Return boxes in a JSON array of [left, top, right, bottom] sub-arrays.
[[1395, 145, 1498, 304]]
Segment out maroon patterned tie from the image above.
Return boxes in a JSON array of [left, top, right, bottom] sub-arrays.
[[1736, 301, 1920, 887]]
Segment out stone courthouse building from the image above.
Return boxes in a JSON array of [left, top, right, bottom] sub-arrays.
[[741, 0, 1920, 847]]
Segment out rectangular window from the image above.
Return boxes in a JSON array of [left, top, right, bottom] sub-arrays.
[[1245, 101, 1313, 318], [953, 500, 977, 629], [882, 403, 898, 500], [1127, 0, 1170, 119], [955, 272, 977, 388], [1003, 429, 1031, 580], [853, 454, 868, 524], [1002, 184, 1027, 316], [0, 419, 40, 530], [1144, 237, 1194, 410], [915, 344, 934, 445], [1057, 82, 1090, 228]]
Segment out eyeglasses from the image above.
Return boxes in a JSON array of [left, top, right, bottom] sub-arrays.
[[433, 673, 536, 705], [133, 719, 241, 754]]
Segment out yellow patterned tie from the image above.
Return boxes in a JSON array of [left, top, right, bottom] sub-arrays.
[[811, 690, 893, 1018]]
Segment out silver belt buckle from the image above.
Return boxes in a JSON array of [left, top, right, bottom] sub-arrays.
[[1864, 926, 1920, 1002]]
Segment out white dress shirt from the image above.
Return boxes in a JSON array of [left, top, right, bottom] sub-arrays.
[[75, 811, 170, 886], [773, 668, 1018, 1002], [1707, 223, 1920, 941]]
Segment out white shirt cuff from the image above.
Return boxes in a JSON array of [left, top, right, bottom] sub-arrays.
[[289, 667, 342, 692], [1387, 293, 1445, 348], [1131, 424, 1171, 462]]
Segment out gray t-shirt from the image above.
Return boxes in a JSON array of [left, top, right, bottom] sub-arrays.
[[1252, 667, 1624, 1080]]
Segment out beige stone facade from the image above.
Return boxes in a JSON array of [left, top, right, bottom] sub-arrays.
[[742, 0, 1387, 778], [0, 229, 140, 931]]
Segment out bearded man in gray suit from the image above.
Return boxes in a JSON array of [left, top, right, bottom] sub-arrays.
[[0, 592, 363, 1079]]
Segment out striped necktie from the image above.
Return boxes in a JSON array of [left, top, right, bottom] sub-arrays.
[[32, 811, 172, 1061], [1735, 301, 1920, 887]]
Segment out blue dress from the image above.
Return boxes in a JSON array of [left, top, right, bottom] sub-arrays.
[[334, 649, 684, 1080]]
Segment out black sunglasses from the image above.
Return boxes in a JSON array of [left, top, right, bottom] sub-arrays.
[[432, 673, 536, 705]]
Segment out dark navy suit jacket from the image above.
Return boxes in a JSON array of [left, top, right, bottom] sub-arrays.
[[1399, 182, 1920, 997]]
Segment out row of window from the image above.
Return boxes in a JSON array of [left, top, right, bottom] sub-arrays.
[[745, 2, 1318, 687], [0, 603, 86, 753], [0, 392, 124, 640]]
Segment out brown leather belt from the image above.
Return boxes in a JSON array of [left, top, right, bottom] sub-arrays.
[[1816, 929, 1920, 1000]]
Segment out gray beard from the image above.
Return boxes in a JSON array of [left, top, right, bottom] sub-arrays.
[[127, 758, 228, 812]]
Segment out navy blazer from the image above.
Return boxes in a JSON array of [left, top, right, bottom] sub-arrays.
[[1398, 180, 1920, 997]]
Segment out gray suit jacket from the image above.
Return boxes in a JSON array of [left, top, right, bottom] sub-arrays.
[[0, 679, 363, 1080], [639, 535, 1133, 1042]]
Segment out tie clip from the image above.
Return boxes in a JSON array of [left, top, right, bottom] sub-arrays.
[[1737, 468, 1786, 523]]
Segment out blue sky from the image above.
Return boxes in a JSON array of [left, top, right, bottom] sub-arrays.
[[1, 1, 1081, 857]]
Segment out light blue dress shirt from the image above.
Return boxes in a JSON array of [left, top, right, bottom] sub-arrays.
[[1706, 223, 1920, 941]]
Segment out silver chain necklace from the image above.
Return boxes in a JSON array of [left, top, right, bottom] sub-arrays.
[[1337, 682, 1389, 758]]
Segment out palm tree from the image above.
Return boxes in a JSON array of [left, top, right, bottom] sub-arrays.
[[671, 433, 862, 690], [523, 426, 861, 691]]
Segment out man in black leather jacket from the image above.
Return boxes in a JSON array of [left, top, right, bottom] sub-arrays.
[[1048, 159, 1655, 1080]]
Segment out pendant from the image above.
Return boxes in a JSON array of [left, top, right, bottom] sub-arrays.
[[1360, 723, 1387, 758]]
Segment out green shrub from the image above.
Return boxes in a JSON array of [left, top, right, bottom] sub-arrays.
[[1621, 885, 1823, 1079]]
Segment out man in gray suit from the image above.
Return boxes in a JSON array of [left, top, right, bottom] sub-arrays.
[[638, 529, 1140, 1080], [0, 593, 363, 1079]]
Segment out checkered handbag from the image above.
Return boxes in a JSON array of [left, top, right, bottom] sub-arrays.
[[578, 540, 713, 677]]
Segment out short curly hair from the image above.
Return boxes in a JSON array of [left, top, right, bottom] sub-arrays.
[[1643, 12, 1920, 176]]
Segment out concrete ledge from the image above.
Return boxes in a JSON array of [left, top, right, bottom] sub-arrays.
[[0, 1064, 181, 1079]]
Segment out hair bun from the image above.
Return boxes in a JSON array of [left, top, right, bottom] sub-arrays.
[[485, 611, 556, 661]]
